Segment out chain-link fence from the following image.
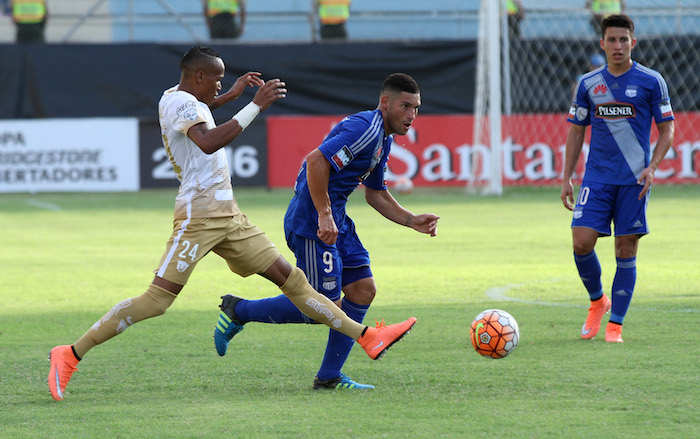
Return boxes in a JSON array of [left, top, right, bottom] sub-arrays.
[[509, 1, 700, 115], [470, 0, 700, 190]]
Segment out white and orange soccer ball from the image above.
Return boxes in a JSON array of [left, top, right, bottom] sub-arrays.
[[393, 177, 414, 195], [469, 309, 520, 359]]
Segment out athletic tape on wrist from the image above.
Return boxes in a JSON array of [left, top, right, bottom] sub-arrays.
[[232, 101, 261, 130]]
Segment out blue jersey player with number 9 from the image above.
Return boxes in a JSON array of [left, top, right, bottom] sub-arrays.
[[561, 15, 675, 343], [215, 73, 440, 390]]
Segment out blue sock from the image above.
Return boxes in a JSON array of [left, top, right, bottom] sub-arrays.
[[316, 298, 369, 381], [610, 256, 636, 325], [574, 251, 604, 301], [235, 294, 314, 324]]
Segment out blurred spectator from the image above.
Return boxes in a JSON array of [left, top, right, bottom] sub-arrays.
[[315, 0, 350, 41], [588, 53, 606, 71], [586, 0, 625, 36], [12, 0, 47, 43], [506, 0, 525, 39], [2, 0, 11, 16], [203, 0, 246, 39]]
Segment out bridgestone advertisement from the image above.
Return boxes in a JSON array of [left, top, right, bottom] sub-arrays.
[[0, 118, 139, 193]]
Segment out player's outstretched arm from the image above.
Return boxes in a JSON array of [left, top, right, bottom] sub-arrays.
[[188, 79, 286, 154], [209, 71, 263, 111], [365, 187, 439, 236], [637, 120, 675, 199]]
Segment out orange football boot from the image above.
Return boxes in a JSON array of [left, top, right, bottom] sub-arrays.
[[581, 294, 611, 339], [48, 345, 80, 401], [358, 317, 416, 360], [605, 322, 624, 343]]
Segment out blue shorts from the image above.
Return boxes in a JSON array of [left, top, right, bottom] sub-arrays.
[[572, 181, 650, 237], [285, 217, 372, 300]]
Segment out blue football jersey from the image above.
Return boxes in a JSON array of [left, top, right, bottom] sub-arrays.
[[285, 109, 392, 240], [568, 61, 674, 185]]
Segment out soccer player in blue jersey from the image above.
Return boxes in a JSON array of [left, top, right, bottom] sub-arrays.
[[214, 73, 440, 389], [561, 15, 675, 343]]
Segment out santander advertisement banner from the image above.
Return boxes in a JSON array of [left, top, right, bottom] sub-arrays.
[[267, 113, 700, 188]]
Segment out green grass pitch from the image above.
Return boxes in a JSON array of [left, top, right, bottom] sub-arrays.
[[0, 186, 698, 438]]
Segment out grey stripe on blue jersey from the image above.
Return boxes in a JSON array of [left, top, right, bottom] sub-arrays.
[[304, 238, 318, 290], [585, 73, 646, 180], [347, 112, 381, 155], [634, 63, 670, 100], [348, 112, 382, 155]]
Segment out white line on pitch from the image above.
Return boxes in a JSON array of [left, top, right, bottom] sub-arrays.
[[25, 199, 61, 211], [486, 279, 697, 313]]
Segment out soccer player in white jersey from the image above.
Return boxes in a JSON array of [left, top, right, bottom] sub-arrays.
[[562, 15, 675, 343], [214, 73, 440, 390], [47, 46, 417, 401]]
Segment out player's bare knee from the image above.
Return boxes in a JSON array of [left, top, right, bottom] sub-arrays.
[[356, 288, 375, 305], [615, 236, 639, 259], [259, 256, 293, 287], [573, 242, 594, 255], [358, 283, 376, 303], [343, 277, 376, 305], [572, 234, 596, 255]]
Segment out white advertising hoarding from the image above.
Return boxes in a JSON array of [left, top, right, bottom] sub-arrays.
[[0, 118, 139, 193]]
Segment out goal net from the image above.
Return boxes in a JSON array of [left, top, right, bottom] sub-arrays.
[[471, 0, 700, 194]]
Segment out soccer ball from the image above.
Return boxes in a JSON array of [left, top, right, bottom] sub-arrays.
[[393, 177, 413, 195], [469, 309, 520, 359]]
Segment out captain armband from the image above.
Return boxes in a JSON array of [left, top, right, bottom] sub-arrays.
[[232, 102, 261, 130]]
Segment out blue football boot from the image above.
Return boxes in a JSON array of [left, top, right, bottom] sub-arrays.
[[214, 294, 245, 356], [313, 373, 375, 390]]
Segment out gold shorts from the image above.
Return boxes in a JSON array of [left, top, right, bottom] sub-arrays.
[[154, 214, 280, 286]]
